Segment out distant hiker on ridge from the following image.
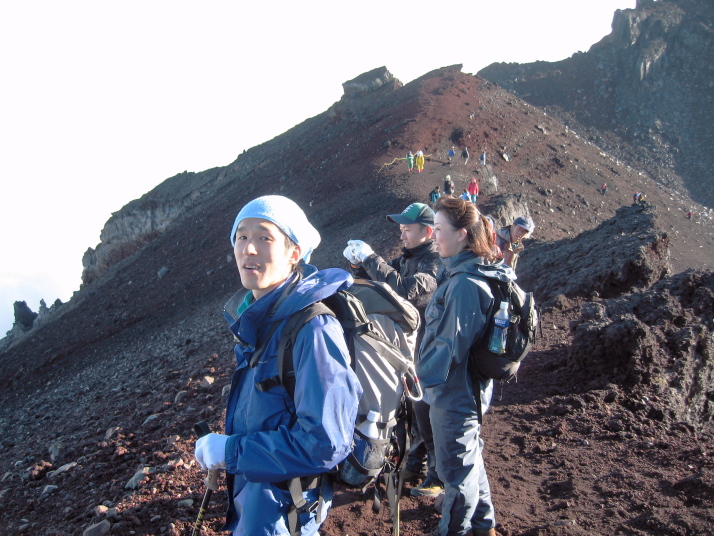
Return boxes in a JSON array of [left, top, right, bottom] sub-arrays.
[[462, 146, 470, 165], [480, 149, 487, 166], [416, 151, 425, 173], [430, 185, 441, 205], [444, 175, 455, 196], [407, 151, 415, 172], [468, 177, 479, 205], [448, 146, 455, 164]]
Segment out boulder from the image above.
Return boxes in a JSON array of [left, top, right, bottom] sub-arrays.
[[13, 301, 37, 331]]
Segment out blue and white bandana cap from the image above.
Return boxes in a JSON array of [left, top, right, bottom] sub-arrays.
[[230, 195, 321, 263]]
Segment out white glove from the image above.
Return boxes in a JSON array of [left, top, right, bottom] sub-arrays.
[[348, 240, 374, 262], [343, 244, 361, 265], [195, 433, 228, 470]]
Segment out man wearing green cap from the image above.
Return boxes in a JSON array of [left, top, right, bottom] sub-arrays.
[[343, 202, 443, 497], [343, 202, 441, 315]]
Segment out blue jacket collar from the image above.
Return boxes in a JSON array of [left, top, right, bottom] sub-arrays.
[[225, 265, 353, 348]]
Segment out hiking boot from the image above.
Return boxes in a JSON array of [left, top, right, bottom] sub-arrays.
[[402, 467, 427, 483], [425, 523, 495, 536], [410, 478, 443, 498], [424, 525, 442, 536], [433, 490, 445, 514]]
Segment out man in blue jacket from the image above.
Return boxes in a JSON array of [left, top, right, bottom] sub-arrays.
[[194, 195, 362, 536]]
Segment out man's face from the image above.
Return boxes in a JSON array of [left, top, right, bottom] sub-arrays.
[[399, 223, 431, 249], [233, 218, 299, 300], [511, 225, 529, 243]]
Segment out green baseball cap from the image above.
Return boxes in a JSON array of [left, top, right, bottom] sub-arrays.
[[386, 203, 435, 225]]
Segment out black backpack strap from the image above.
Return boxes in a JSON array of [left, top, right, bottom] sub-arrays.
[[277, 301, 335, 398], [282, 475, 322, 536], [278, 301, 336, 536], [467, 275, 502, 423], [468, 276, 500, 352], [249, 321, 282, 368]]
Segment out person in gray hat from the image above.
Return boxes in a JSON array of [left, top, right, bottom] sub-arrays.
[[343, 202, 443, 497], [495, 216, 535, 270]]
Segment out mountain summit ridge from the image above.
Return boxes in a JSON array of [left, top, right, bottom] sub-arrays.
[[479, 0, 714, 207]]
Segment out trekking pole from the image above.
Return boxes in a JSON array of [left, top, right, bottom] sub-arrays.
[[191, 421, 219, 536]]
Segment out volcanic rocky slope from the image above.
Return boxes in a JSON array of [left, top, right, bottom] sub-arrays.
[[0, 66, 713, 535], [479, 0, 714, 208]]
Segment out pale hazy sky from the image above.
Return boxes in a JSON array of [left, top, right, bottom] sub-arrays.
[[0, 0, 636, 335]]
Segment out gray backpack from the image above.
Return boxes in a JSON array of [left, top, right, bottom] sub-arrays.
[[276, 278, 421, 535]]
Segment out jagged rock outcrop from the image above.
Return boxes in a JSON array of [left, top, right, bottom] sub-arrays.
[[0, 301, 38, 353], [479, 0, 714, 207], [567, 269, 714, 433], [81, 168, 225, 285], [485, 193, 532, 228], [328, 67, 403, 121], [13, 300, 36, 330], [35, 298, 62, 326], [341, 66, 402, 97], [0, 298, 64, 353], [517, 205, 670, 304]]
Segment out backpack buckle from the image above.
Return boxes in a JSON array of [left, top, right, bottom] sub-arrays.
[[255, 375, 281, 391], [299, 499, 319, 514]]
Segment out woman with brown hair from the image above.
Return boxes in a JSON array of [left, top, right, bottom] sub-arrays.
[[416, 196, 516, 536]]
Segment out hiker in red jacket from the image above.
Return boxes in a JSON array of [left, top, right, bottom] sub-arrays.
[[467, 178, 479, 205]]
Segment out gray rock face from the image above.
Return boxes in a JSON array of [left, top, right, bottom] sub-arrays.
[[327, 67, 405, 123], [479, 0, 714, 207], [342, 67, 401, 96], [81, 168, 225, 286], [13, 301, 36, 331], [81, 200, 187, 286], [125, 467, 150, 489], [82, 519, 111, 536], [487, 193, 532, 229], [516, 205, 670, 304]]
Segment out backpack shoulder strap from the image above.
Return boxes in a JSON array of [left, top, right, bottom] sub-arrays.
[[467, 275, 504, 420], [278, 301, 336, 399], [273, 299, 339, 536], [469, 275, 503, 345]]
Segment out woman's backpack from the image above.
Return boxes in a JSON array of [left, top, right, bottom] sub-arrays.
[[470, 277, 539, 383]]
